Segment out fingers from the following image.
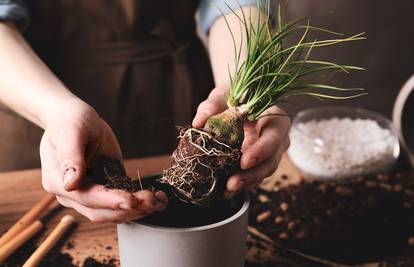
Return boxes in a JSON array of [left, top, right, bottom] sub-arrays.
[[240, 108, 290, 170], [62, 184, 140, 210], [54, 181, 167, 211], [51, 127, 88, 191], [56, 195, 164, 223], [227, 140, 286, 192], [241, 121, 259, 151], [55, 190, 168, 223], [226, 105, 291, 192], [192, 87, 228, 128]]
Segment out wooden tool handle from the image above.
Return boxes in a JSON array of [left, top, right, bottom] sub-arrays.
[[0, 193, 55, 248], [23, 215, 75, 267], [0, 220, 43, 263]]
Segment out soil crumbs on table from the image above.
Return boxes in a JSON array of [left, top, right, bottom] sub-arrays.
[[0, 236, 118, 267], [249, 170, 414, 265]]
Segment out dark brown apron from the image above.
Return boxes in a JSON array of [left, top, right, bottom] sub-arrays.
[[0, 0, 214, 171]]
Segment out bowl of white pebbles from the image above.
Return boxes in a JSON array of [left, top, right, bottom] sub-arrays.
[[288, 106, 400, 179]]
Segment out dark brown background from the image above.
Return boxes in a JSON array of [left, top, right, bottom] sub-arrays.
[[278, 0, 414, 117]]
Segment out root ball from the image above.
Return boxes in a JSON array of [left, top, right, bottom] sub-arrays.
[[159, 127, 241, 206]]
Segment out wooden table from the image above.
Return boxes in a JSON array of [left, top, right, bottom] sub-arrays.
[[0, 154, 300, 266]]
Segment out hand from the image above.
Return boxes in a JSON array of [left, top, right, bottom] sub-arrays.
[[40, 98, 167, 223], [192, 86, 291, 192]]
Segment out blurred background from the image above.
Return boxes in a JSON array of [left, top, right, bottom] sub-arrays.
[[200, 0, 414, 117]]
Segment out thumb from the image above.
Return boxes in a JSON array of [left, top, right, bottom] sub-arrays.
[[192, 90, 228, 128], [55, 130, 87, 192]]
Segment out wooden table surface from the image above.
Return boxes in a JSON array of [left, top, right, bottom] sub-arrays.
[[0, 154, 300, 266]]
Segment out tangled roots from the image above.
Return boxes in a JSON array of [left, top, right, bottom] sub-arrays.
[[159, 127, 241, 207]]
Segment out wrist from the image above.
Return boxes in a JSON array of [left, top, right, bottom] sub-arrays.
[[41, 96, 94, 129]]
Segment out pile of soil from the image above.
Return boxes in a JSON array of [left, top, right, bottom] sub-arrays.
[[140, 186, 243, 228], [249, 170, 414, 264], [87, 155, 142, 192], [82, 257, 117, 267], [88, 155, 244, 228]]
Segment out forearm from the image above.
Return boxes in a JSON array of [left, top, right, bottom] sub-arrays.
[[208, 6, 265, 88], [0, 22, 78, 129]]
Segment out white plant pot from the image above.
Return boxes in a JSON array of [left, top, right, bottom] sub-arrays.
[[117, 179, 249, 267]]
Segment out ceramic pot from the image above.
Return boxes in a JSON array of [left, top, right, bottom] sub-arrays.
[[117, 175, 249, 267]]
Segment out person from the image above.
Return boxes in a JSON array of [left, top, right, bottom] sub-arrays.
[[0, 0, 290, 223]]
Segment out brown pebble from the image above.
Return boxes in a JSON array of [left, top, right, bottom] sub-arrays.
[[279, 232, 289, 240], [379, 183, 392, 191], [405, 189, 414, 196], [287, 221, 296, 230], [403, 202, 412, 209], [318, 184, 327, 193], [258, 194, 270, 203], [274, 216, 284, 224], [295, 230, 307, 239], [335, 186, 355, 196], [256, 211, 272, 223], [365, 181, 377, 188], [280, 202, 289, 212], [394, 184, 403, 192], [408, 236, 414, 246], [377, 174, 389, 182]]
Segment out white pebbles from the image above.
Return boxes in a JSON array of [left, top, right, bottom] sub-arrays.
[[288, 117, 398, 179]]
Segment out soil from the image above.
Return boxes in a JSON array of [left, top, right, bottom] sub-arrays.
[[86, 155, 142, 192], [0, 233, 77, 267], [160, 127, 241, 206], [0, 236, 118, 267], [82, 257, 117, 267], [140, 177, 245, 227], [87, 154, 244, 228], [249, 170, 414, 265]]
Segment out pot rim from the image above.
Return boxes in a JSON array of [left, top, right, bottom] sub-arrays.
[[128, 195, 250, 232]]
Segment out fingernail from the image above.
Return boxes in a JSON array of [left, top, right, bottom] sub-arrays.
[[154, 191, 168, 204], [192, 116, 201, 126], [231, 180, 245, 192], [245, 157, 257, 169], [63, 167, 76, 190]]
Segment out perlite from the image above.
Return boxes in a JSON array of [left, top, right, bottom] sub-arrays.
[[288, 117, 398, 179]]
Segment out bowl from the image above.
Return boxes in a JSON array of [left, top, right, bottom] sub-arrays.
[[288, 106, 400, 180], [117, 174, 250, 267]]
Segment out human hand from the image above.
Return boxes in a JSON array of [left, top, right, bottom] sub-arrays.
[[192, 86, 291, 192], [40, 98, 167, 223]]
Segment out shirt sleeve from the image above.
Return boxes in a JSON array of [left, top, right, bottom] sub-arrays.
[[198, 0, 266, 34], [0, 0, 29, 30]]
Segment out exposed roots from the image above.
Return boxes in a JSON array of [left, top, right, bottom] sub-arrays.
[[159, 127, 241, 206]]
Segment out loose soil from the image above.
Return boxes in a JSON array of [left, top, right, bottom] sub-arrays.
[[140, 180, 244, 228], [249, 170, 414, 265], [0, 235, 118, 267], [87, 154, 244, 228], [87, 155, 142, 192]]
